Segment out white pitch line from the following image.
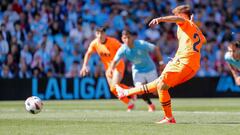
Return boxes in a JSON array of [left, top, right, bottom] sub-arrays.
[[43, 109, 240, 115], [1, 109, 240, 115]]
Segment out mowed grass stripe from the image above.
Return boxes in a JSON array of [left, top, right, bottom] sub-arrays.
[[0, 98, 240, 135]]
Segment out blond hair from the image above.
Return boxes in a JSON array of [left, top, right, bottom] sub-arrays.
[[172, 5, 191, 18]]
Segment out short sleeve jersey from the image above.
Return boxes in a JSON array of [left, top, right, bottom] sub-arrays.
[[225, 52, 240, 69], [88, 37, 125, 71], [114, 40, 156, 73], [175, 19, 206, 71]]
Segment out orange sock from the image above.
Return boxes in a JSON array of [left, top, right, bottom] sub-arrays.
[[126, 79, 158, 96], [159, 90, 172, 118], [110, 86, 130, 104]]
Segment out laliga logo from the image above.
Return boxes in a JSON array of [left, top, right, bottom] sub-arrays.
[[216, 76, 240, 92], [32, 77, 111, 100]]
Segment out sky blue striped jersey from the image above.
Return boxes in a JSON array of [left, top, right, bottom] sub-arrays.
[[114, 40, 156, 73], [225, 52, 240, 69]]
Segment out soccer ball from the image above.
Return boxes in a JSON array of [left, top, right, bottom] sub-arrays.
[[25, 96, 43, 114]]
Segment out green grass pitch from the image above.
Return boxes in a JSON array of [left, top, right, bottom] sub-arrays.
[[1, 98, 240, 135]]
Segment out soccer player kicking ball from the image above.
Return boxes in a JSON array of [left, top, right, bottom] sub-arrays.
[[107, 30, 164, 112], [80, 27, 134, 111], [116, 5, 206, 124], [225, 41, 240, 85]]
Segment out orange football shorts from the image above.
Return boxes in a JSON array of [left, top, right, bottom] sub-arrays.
[[160, 59, 197, 87]]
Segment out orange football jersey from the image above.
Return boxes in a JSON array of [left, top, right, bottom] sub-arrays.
[[88, 36, 125, 72], [175, 19, 206, 71]]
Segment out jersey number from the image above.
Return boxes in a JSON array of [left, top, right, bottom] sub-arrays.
[[193, 33, 200, 52]]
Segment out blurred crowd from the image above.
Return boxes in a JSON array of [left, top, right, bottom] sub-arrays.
[[0, 0, 239, 78]]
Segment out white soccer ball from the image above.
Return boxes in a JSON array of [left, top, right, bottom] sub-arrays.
[[25, 96, 43, 114]]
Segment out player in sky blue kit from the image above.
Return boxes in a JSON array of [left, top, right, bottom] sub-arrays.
[[225, 41, 240, 85], [107, 30, 164, 112]]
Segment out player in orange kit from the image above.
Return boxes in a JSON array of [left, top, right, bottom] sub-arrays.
[[116, 5, 207, 123], [80, 27, 134, 111]]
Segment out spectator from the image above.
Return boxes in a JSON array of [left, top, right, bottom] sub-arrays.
[[197, 56, 219, 77], [32, 67, 44, 78], [4, 3, 20, 23], [0, 23, 12, 43], [10, 44, 20, 64], [0, 0, 238, 78], [24, 31, 36, 51], [5, 53, 18, 76], [13, 21, 26, 46], [69, 21, 83, 45], [0, 33, 9, 63], [31, 55, 44, 75], [1, 65, 13, 78], [66, 60, 80, 78], [18, 58, 31, 78], [52, 53, 65, 77]]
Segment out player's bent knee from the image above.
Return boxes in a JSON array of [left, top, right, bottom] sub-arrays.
[[157, 77, 170, 90]]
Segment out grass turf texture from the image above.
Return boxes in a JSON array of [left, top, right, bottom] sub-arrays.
[[1, 98, 240, 135]]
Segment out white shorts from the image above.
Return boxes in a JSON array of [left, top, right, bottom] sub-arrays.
[[132, 69, 158, 86]]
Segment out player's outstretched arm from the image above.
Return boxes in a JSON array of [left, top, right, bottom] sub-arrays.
[[79, 49, 93, 76], [149, 16, 185, 27], [228, 64, 240, 86]]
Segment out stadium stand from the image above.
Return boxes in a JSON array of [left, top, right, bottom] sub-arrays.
[[0, 0, 239, 78]]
